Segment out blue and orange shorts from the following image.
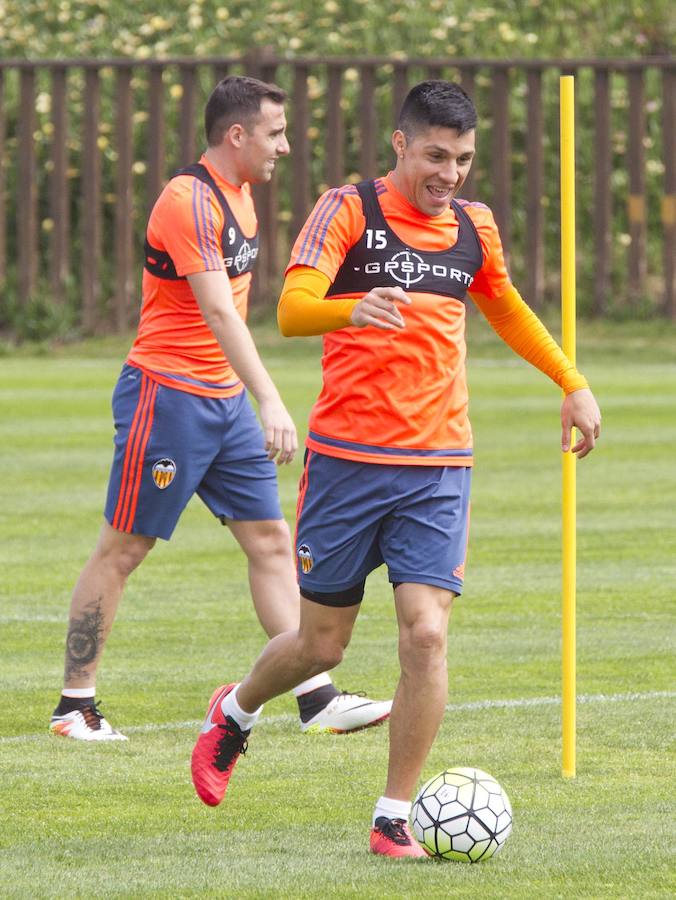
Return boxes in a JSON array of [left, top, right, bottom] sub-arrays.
[[104, 364, 282, 540], [295, 450, 471, 605]]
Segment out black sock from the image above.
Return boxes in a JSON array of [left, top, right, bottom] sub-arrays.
[[296, 684, 340, 723], [53, 695, 96, 717]]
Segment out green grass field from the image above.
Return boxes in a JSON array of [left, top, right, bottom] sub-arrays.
[[1, 319, 675, 898]]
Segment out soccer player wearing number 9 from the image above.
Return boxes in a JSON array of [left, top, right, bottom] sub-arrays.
[[50, 76, 391, 746], [190, 80, 601, 857]]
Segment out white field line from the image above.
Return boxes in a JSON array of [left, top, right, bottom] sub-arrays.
[[1, 690, 674, 745]]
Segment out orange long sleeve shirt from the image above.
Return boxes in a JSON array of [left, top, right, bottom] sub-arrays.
[[279, 175, 587, 465]]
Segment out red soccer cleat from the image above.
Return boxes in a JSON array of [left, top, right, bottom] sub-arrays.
[[191, 683, 250, 807], [369, 817, 429, 858]]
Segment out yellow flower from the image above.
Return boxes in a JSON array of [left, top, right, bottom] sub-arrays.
[[498, 22, 517, 42], [307, 76, 322, 100], [35, 92, 51, 115]]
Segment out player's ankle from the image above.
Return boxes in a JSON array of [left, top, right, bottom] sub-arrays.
[[372, 796, 412, 826]]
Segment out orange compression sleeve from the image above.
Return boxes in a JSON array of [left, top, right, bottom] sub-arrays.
[[277, 266, 360, 336], [470, 284, 589, 394]]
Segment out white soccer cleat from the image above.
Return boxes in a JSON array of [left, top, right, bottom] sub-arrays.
[[49, 705, 128, 742], [301, 691, 392, 734]]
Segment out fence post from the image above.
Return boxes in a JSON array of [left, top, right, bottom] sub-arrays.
[[627, 68, 647, 302], [490, 65, 511, 265], [249, 49, 280, 307], [327, 63, 345, 187], [0, 70, 6, 287], [392, 63, 409, 131], [526, 66, 544, 309], [114, 65, 135, 331], [661, 65, 675, 319], [179, 63, 198, 167], [50, 65, 70, 305], [459, 66, 476, 200], [593, 67, 612, 316], [291, 64, 310, 242], [81, 66, 101, 333], [147, 64, 165, 215], [18, 66, 38, 305], [359, 63, 377, 179]]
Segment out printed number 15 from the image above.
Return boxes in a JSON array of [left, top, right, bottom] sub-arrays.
[[365, 228, 387, 249]]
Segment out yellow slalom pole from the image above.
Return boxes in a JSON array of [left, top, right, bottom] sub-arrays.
[[560, 75, 576, 779]]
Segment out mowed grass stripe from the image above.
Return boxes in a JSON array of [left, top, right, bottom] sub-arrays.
[[1, 690, 673, 745]]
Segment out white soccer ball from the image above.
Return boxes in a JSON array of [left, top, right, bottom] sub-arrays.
[[411, 767, 513, 862]]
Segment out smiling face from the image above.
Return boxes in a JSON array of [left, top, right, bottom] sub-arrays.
[[390, 126, 476, 217], [238, 99, 290, 184]]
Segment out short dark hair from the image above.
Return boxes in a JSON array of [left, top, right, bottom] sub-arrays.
[[397, 80, 477, 138], [204, 75, 287, 146]]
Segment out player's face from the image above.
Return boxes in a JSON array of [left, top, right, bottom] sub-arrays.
[[241, 100, 290, 184], [392, 126, 476, 217]]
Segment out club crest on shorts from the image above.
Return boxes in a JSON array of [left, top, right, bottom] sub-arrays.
[[151, 458, 177, 489], [297, 543, 313, 574]]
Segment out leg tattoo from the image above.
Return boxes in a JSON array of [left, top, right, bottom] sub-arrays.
[[65, 598, 105, 681]]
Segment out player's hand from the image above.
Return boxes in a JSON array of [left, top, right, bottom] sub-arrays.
[[258, 397, 298, 465], [350, 287, 412, 330], [561, 388, 601, 459]]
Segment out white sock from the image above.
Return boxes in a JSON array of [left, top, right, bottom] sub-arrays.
[[292, 672, 332, 697], [372, 796, 412, 826], [220, 685, 263, 731], [62, 687, 96, 699]]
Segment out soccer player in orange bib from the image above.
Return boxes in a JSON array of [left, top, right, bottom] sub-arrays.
[[190, 80, 601, 856], [50, 76, 391, 743]]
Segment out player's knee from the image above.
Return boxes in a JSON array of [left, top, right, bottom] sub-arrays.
[[115, 546, 151, 579], [245, 519, 294, 564], [300, 635, 345, 673], [97, 537, 153, 580], [315, 644, 345, 672], [400, 620, 447, 666]]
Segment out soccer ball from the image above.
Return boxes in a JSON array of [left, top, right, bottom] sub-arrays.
[[411, 767, 512, 862]]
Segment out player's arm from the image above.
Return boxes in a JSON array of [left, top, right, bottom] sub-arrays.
[[187, 270, 297, 464], [278, 266, 411, 335], [470, 284, 601, 458], [278, 187, 411, 335]]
